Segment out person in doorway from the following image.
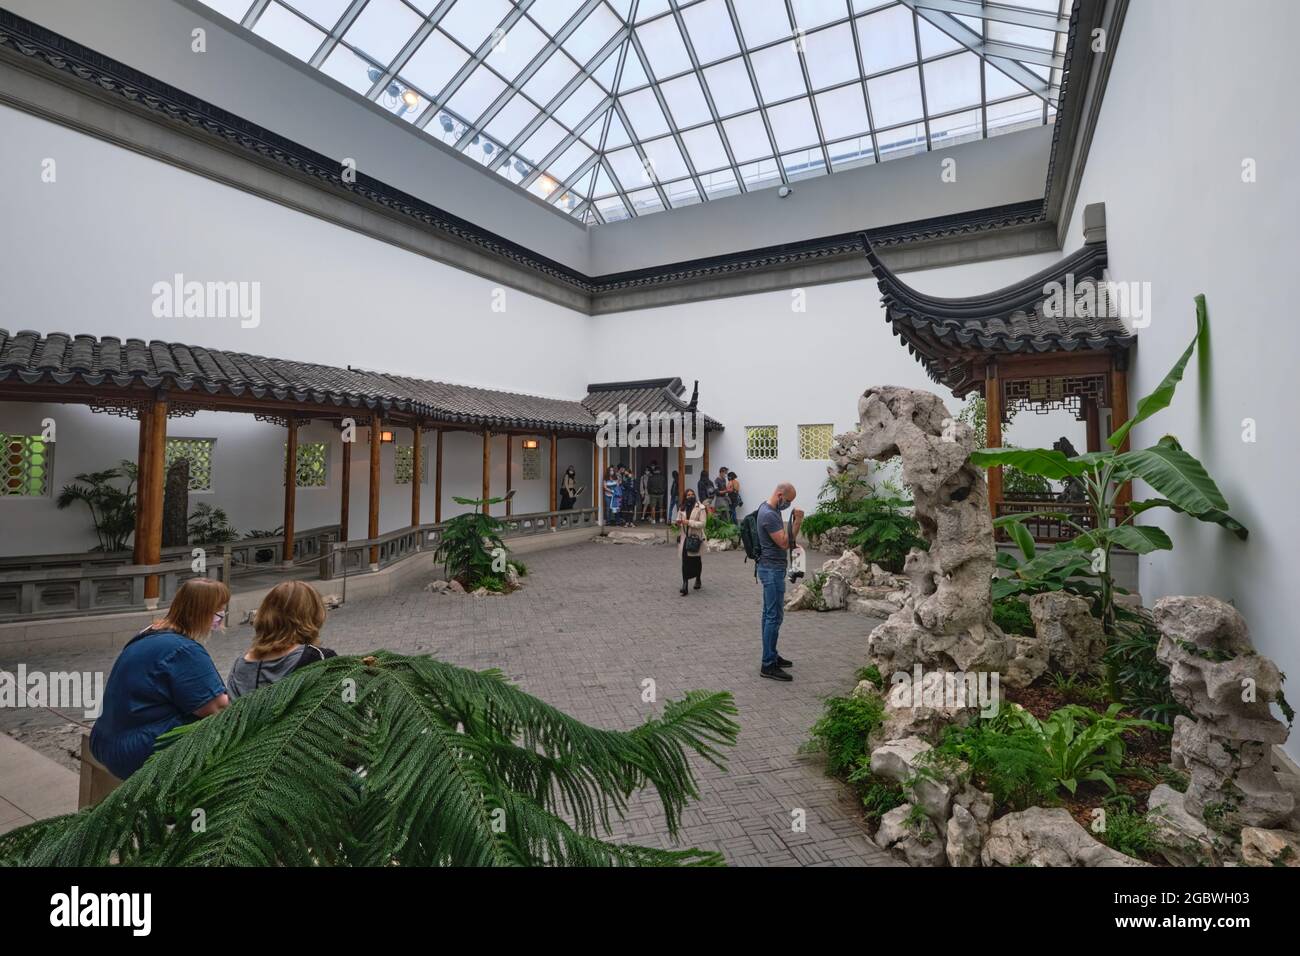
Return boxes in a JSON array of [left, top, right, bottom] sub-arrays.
[[757, 482, 804, 682], [603, 467, 622, 525], [644, 463, 666, 523], [90, 578, 231, 779], [713, 466, 733, 522], [696, 468, 716, 513], [619, 464, 637, 525], [227, 581, 337, 699], [676, 488, 707, 595], [668, 469, 680, 524], [638, 465, 652, 522], [559, 465, 579, 510]]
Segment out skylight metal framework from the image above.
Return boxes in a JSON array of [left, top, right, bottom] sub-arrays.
[[200, 0, 1071, 224]]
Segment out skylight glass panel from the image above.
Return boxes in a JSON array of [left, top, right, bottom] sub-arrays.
[[986, 95, 1041, 135], [634, 1, 672, 24], [400, 30, 467, 97], [617, 44, 651, 90], [867, 67, 923, 128], [923, 52, 981, 115], [592, 164, 618, 197], [523, 51, 581, 104], [554, 79, 608, 128], [987, 21, 1056, 51], [602, 109, 632, 148], [608, 146, 655, 188], [767, 98, 818, 152], [984, 60, 1029, 100], [791, 0, 845, 31], [858, 5, 916, 74], [342, 0, 423, 65], [828, 135, 875, 170], [519, 119, 569, 164], [531, 0, 587, 35], [733, 0, 793, 48], [619, 87, 670, 138], [659, 74, 712, 128], [815, 85, 870, 140], [737, 158, 781, 190], [664, 178, 703, 207], [703, 59, 758, 116], [462, 131, 505, 166], [448, 65, 508, 124], [440, 0, 511, 49], [641, 135, 691, 181], [722, 112, 772, 162], [548, 140, 594, 183], [319, 43, 378, 94], [595, 194, 631, 222], [625, 187, 665, 214], [566, 4, 622, 66], [876, 121, 927, 160], [749, 43, 806, 104], [282, 0, 349, 31], [782, 148, 826, 181], [929, 108, 982, 148], [254, 3, 324, 62], [803, 23, 859, 91], [680, 0, 740, 64], [916, 17, 962, 58], [202, 0, 254, 23], [681, 124, 730, 172], [700, 168, 740, 199], [591, 47, 620, 90], [636, 16, 693, 79], [485, 94, 542, 144], [486, 17, 549, 81]]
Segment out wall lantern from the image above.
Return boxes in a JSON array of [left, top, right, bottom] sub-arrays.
[[522, 438, 540, 449], [380, 430, 395, 443]]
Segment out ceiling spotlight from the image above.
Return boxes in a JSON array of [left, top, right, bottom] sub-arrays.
[[439, 113, 454, 133], [483, 141, 494, 155], [401, 88, 420, 109], [778, 185, 793, 198]]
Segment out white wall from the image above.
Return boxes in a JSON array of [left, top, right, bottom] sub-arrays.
[[1061, 0, 1299, 755]]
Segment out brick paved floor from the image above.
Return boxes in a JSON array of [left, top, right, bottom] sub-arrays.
[[1, 540, 898, 866]]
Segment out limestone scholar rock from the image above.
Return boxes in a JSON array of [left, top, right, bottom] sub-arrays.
[[1029, 591, 1106, 675], [980, 807, 1147, 867]]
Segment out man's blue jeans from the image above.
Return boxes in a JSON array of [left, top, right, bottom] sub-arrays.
[[758, 563, 786, 668]]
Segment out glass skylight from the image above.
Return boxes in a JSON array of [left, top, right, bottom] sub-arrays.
[[200, 0, 1069, 224]]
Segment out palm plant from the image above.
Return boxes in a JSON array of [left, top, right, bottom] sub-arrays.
[[0, 652, 739, 866], [973, 295, 1246, 633], [55, 459, 138, 552], [188, 502, 239, 544], [436, 494, 514, 590]]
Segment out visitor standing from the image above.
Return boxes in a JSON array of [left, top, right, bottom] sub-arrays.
[[645, 463, 666, 523], [713, 466, 732, 522], [603, 467, 621, 525], [697, 468, 715, 512], [727, 470, 743, 521], [559, 465, 578, 510], [676, 488, 707, 595], [668, 469, 680, 524], [756, 482, 803, 682], [90, 578, 231, 779]]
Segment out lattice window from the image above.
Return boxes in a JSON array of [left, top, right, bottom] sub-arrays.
[[745, 426, 779, 461], [166, 437, 214, 491], [1003, 375, 1108, 422], [798, 424, 834, 460], [394, 444, 428, 485], [521, 446, 541, 480], [0, 434, 50, 497], [284, 442, 327, 487]]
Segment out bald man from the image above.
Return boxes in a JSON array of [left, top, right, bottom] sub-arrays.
[[757, 482, 803, 681]]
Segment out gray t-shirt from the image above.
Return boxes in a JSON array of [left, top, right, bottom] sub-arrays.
[[757, 502, 789, 568], [227, 645, 316, 700]]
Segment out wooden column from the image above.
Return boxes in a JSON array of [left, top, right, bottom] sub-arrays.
[[410, 423, 422, 527], [601, 444, 609, 525], [282, 417, 298, 565], [434, 428, 444, 523], [368, 415, 382, 568], [1110, 362, 1132, 508], [591, 439, 599, 510], [1085, 399, 1101, 454], [985, 361, 1003, 519], [133, 412, 152, 564], [339, 427, 352, 542], [138, 395, 168, 603], [481, 429, 491, 515], [549, 430, 558, 527], [505, 434, 514, 517]]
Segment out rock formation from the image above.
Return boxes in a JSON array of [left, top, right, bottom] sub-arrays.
[[832, 386, 1025, 682], [1154, 595, 1294, 830], [162, 458, 190, 548], [1029, 591, 1107, 675]]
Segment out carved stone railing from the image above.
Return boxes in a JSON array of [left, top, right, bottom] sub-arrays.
[[0, 557, 228, 622], [500, 507, 598, 537]]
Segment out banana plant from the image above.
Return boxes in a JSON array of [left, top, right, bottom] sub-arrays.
[[972, 295, 1247, 633]]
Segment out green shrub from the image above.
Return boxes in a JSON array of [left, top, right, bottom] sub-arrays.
[[855, 664, 885, 690], [928, 718, 1058, 811], [1104, 609, 1185, 722], [1096, 795, 1163, 861], [847, 760, 907, 824], [804, 691, 885, 778], [705, 512, 739, 543], [803, 496, 926, 573], [435, 495, 515, 591], [992, 595, 1034, 636]]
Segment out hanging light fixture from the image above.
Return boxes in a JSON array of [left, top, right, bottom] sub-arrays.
[[522, 438, 539, 449]]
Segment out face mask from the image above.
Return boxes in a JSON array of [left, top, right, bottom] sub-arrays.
[[777, 497, 791, 510]]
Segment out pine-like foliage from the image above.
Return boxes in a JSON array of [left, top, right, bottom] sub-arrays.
[[0, 653, 739, 866]]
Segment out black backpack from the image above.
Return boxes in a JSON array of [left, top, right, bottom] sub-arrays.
[[647, 472, 665, 495], [697, 475, 715, 501], [739, 509, 762, 570]]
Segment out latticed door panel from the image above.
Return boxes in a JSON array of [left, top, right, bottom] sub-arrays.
[[0, 434, 50, 496]]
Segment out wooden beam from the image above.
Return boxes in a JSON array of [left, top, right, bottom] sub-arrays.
[[434, 428, 443, 523], [368, 415, 382, 569], [140, 395, 167, 603], [985, 361, 1003, 518], [283, 417, 298, 565], [591, 439, 599, 510], [481, 428, 491, 516], [339, 428, 352, 541], [1110, 362, 1132, 507], [411, 423, 422, 527], [549, 430, 558, 528], [505, 434, 513, 517], [1085, 398, 1101, 453], [601, 443, 608, 525]]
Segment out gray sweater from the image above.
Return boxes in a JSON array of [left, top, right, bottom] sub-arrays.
[[226, 645, 332, 699]]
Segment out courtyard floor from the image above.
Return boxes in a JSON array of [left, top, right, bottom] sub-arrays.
[[1, 539, 897, 866]]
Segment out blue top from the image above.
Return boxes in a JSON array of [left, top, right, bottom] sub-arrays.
[[756, 502, 789, 568], [90, 629, 226, 779]]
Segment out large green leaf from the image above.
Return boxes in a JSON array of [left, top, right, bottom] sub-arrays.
[[1004, 519, 1037, 561], [1116, 444, 1230, 515], [1129, 498, 1249, 541], [971, 448, 1090, 480], [1106, 524, 1174, 554], [1108, 294, 1207, 449]]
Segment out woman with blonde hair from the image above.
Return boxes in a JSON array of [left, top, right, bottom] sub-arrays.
[[91, 577, 231, 779], [227, 581, 336, 699]]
